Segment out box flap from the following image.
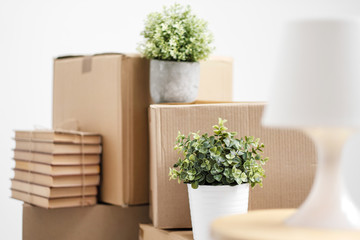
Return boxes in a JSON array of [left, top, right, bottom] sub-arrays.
[[56, 53, 123, 60], [55, 53, 142, 60], [139, 224, 192, 240]]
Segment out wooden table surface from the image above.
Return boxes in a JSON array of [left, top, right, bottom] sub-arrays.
[[211, 209, 360, 240]]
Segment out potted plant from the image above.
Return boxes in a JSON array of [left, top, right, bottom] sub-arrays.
[[169, 118, 268, 240], [138, 3, 214, 103]]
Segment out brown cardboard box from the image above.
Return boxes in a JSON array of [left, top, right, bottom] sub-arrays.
[[53, 54, 150, 206], [23, 204, 151, 240], [199, 57, 232, 101], [53, 54, 233, 206], [139, 224, 193, 240], [149, 103, 317, 228]]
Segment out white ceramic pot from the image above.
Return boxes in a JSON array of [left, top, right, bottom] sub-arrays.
[[187, 184, 249, 240], [150, 59, 200, 103]]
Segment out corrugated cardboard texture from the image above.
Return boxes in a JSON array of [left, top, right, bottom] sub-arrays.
[[53, 54, 150, 206], [139, 224, 193, 240], [149, 103, 316, 228], [53, 54, 233, 206], [199, 57, 233, 101], [23, 204, 151, 240]]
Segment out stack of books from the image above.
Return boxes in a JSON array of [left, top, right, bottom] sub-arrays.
[[11, 130, 102, 208]]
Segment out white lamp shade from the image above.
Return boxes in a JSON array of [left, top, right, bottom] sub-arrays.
[[263, 18, 360, 128]]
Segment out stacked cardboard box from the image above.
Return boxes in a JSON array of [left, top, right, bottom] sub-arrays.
[[21, 53, 234, 239], [23, 204, 151, 240], [52, 53, 233, 206], [11, 130, 102, 208], [19, 52, 319, 240], [148, 102, 317, 229]]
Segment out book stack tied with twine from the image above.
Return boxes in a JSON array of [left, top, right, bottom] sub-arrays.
[[11, 130, 102, 208]]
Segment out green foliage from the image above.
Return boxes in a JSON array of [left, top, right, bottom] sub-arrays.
[[138, 3, 214, 62], [169, 118, 269, 189]]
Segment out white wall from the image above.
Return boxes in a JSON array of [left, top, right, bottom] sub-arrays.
[[1, 0, 360, 238]]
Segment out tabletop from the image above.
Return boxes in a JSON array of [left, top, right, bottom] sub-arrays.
[[211, 209, 360, 240]]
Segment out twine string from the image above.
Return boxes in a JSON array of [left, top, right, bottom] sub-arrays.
[[80, 133, 85, 206], [27, 131, 34, 203]]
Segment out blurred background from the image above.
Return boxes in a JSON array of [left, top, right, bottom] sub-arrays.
[[1, 0, 360, 238]]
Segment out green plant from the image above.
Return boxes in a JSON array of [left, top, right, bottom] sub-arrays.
[[169, 118, 269, 189], [138, 3, 214, 62]]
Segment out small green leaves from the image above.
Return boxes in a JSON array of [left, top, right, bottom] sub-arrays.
[[214, 163, 224, 173], [224, 138, 230, 147], [192, 131, 200, 140], [138, 3, 214, 62], [235, 178, 243, 185], [169, 118, 268, 189], [206, 173, 215, 183], [214, 174, 222, 182], [191, 181, 199, 189], [225, 153, 235, 160], [241, 172, 248, 182], [183, 159, 190, 168], [223, 168, 231, 178]]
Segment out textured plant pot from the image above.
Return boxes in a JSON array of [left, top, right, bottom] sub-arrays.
[[187, 184, 249, 240], [150, 59, 200, 103]]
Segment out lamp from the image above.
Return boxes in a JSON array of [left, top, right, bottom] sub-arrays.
[[262, 18, 360, 229]]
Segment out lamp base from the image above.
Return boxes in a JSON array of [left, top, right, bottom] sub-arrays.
[[286, 193, 360, 229], [285, 128, 360, 229]]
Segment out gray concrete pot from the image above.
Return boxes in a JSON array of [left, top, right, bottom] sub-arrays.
[[150, 59, 200, 103]]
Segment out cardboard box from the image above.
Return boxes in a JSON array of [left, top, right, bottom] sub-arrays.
[[139, 224, 193, 240], [53, 54, 233, 206], [53, 54, 150, 206], [23, 204, 151, 240], [198, 57, 232, 101], [149, 103, 317, 228]]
